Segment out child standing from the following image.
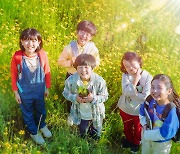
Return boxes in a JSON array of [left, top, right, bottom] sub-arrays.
[[139, 74, 180, 154], [11, 28, 52, 145], [117, 51, 152, 152], [62, 54, 108, 139], [58, 20, 100, 113]]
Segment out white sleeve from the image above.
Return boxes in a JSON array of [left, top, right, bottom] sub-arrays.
[[143, 129, 165, 141], [139, 114, 147, 126]]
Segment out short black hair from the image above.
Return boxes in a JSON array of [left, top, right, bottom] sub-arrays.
[[74, 54, 96, 69]]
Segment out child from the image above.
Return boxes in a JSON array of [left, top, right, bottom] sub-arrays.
[[58, 20, 100, 113], [62, 54, 108, 139], [117, 51, 152, 152], [11, 28, 52, 145], [139, 74, 180, 154]]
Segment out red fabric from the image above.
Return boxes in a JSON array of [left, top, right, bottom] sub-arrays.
[[11, 49, 51, 91], [120, 109, 142, 145]]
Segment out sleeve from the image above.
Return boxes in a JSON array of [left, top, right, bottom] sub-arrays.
[[62, 77, 79, 105], [143, 108, 179, 141], [91, 78, 108, 105], [91, 46, 100, 67], [160, 108, 179, 139], [121, 73, 136, 96], [11, 54, 18, 91], [58, 45, 73, 68], [136, 73, 152, 101], [139, 103, 147, 126], [43, 51, 51, 88]]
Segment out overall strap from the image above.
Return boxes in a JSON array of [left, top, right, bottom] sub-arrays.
[[70, 41, 79, 57], [161, 103, 176, 121]]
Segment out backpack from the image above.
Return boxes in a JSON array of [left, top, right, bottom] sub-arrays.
[[144, 95, 180, 143]]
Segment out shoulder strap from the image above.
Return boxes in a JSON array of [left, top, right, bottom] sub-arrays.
[[144, 95, 153, 108], [70, 41, 78, 57], [162, 103, 176, 121]]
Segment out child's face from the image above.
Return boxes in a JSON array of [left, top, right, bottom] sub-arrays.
[[77, 30, 92, 46], [123, 59, 140, 75], [151, 79, 172, 104], [21, 37, 41, 55], [77, 65, 93, 81]]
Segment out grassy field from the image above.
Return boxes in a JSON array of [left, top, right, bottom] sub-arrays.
[[0, 0, 180, 153]]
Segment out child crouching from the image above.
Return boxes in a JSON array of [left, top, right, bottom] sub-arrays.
[[62, 54, 108, 139]]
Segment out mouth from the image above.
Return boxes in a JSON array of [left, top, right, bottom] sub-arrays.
[[152, 93, 160, 99]]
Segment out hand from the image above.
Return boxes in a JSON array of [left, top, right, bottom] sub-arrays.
[[71, 57, 76, 66], [14, 91, 22, 104], [45, 88, 49, 97], [76, 95, 84, 103], [82, 93, 93, 103], [132, 68, 142, 87]]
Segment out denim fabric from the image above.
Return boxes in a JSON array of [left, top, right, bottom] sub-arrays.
[[18, 56, 46, 135], [78, 119, 98, 139]]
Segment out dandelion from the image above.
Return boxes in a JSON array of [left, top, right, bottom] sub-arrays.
[[19, 130, 25, 135], [3, 132, 8, 135], [54, 94, 58, 100]]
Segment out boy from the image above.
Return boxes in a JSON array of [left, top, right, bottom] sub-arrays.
[[58, 20, 100, 112], [62, 54, 108, 139], [58, 20, 100, 77]]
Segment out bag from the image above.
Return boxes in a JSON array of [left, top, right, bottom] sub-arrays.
[[144, 95, 180, 143]]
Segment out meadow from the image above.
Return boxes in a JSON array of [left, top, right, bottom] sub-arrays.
[[0, 0, 180, 153]]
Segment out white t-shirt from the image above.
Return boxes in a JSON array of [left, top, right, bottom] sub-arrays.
[[80, 103, 92, 120]]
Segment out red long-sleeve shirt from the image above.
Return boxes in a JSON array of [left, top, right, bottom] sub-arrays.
[[11, 49, 51, 91]]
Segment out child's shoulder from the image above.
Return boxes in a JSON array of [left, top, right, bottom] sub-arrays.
[[14, 50, 23, 55], [93, 72, 106, 83]]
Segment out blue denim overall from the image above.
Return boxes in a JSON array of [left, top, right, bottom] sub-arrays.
[[18, 56, 46, 135]]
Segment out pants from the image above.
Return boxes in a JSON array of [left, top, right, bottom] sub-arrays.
[[20, 97, 46, 135], [120, 109, 142, 145], [142, 139, 172, 154], [78, 119, 99, 139]]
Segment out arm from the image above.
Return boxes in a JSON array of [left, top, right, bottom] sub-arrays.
[[143, 108, 179, 141], [11, 54, 18, 91], [139, 103, 147, 126], [62, 77, 79, 105], [58, 45, 74, 68], [91, 47, 100, 67], [91, 78, 108, 105], [136, 73, 152, 101], [121, 73, 136, 97], [43, 51, 51, 89]]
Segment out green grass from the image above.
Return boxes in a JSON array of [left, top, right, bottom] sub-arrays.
[[0, 0, 180, 153]]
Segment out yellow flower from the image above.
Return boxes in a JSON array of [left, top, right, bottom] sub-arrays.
[[19, 130, 25, 135], [54, 94, 58, 100], [3, 132, 8, 135]]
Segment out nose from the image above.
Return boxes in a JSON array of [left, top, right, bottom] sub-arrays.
[[27, 40, 33, 45]]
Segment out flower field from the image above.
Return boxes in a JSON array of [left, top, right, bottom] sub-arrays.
[[0, 0, 180, 153]]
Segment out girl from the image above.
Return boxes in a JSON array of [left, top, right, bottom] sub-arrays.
[[139, 74, 180, 154], [117, 51, 152, 153], [11, 28, 52, 144]]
